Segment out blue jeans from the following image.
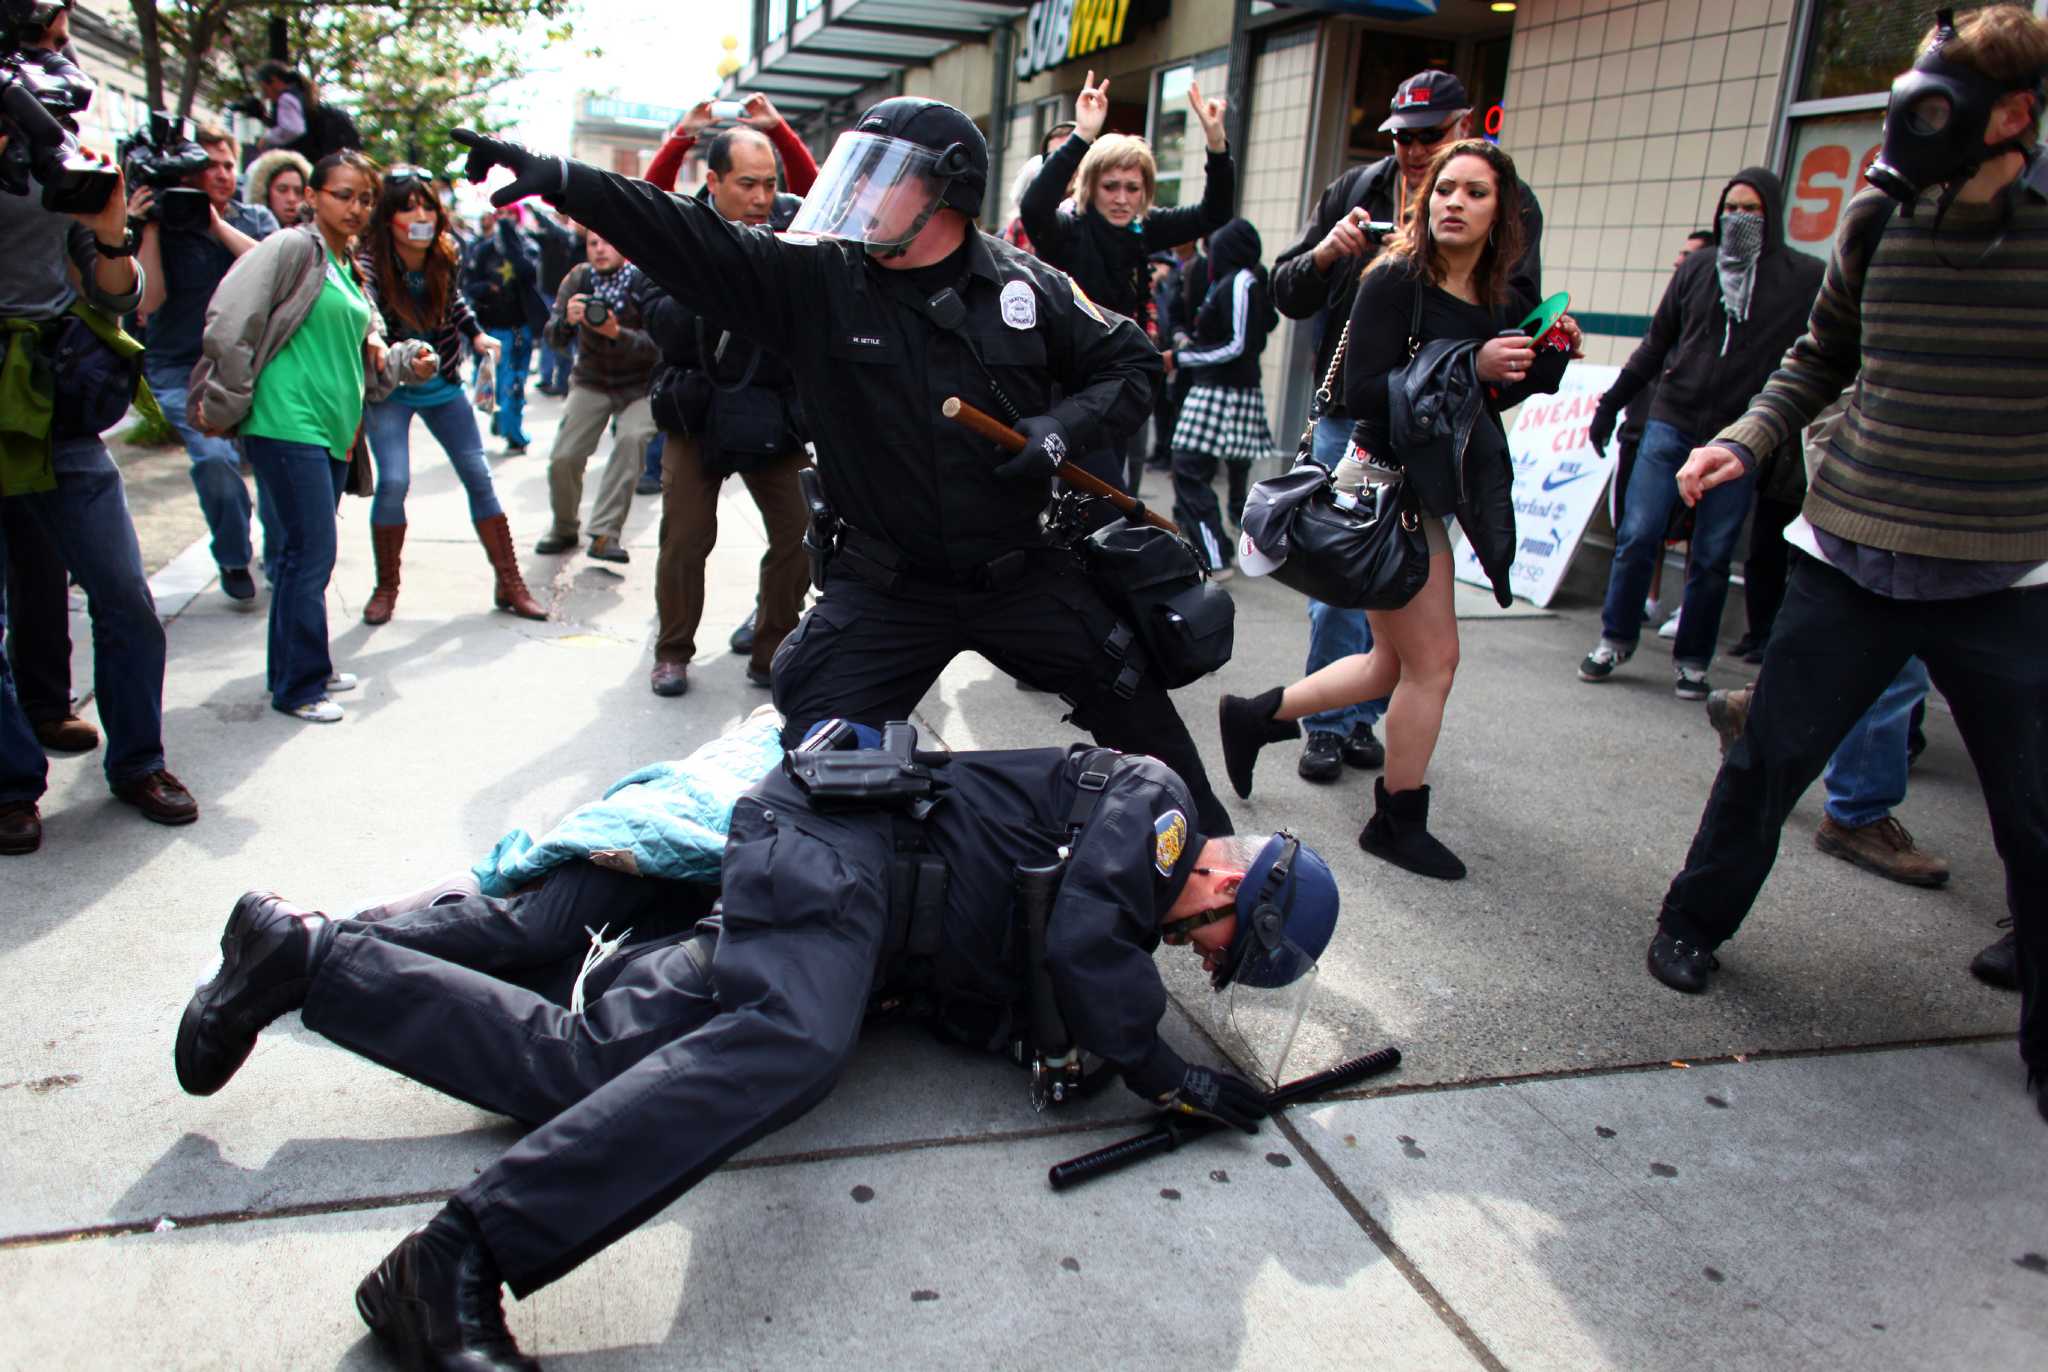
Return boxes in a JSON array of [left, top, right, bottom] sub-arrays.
[[363, 396, 503, 528], [539, 335, 574, 390], [487, 326, 534, 446], [244, 438, 347, 711], [643, 430, 665, 485], [1303, 413, 1384, 734], [1822, 657, 1930, 827], [0, 437, 167, 801], [143, 353, 280, 573], [1600, 419, 1755, 668]]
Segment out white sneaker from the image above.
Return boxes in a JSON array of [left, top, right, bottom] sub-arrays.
[[287, 698, 344, 723], [1657, 609, 1682, 640], [325, 672, 359, 693], [1643, 597, 1664, 623]]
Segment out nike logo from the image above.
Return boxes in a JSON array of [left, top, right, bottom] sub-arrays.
[[1541, 470, 1594, 491]]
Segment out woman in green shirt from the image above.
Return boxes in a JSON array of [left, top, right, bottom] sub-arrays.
[[200, 151, 422, 722]]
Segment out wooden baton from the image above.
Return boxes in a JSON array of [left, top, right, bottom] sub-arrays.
[[941, 396, 1180, 536]]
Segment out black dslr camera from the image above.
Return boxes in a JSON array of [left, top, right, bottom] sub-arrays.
[[118, 111, 211, 230], [582, 296, 610, 328], [0, 0, 118, 213]]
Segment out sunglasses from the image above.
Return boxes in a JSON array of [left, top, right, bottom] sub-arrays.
[[1392, 124, 1456, 147]]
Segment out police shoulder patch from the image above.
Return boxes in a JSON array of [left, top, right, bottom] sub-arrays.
[[1153, 809, 1187, 877], [999, 278, 1037, 329]]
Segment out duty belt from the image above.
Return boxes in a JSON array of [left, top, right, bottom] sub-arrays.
[[837, 525, 1039, 593]]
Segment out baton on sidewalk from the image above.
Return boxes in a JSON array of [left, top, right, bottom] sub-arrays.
[[1046, 1046, 1403, 1192], [941, 396, 1181, 536]]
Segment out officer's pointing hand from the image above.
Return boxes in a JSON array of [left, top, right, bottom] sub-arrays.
[[995, 415, 1071, 484], [451, 128, 566, 208], [1158, 1065, 1268, 1134]]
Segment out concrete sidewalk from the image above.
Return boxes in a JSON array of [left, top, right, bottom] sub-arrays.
[[1, 392, 2040, 1369]]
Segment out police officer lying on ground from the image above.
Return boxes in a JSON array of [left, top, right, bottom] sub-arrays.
[[173, 724, 1336, 1369], [448, 102, 1235, 839]]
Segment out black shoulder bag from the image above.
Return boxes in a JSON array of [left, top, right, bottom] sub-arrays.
[[693, 319, 798, 478]]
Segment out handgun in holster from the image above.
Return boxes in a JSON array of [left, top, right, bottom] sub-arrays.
[[799, 465, 837, 591], [782, 720, 941, 815]]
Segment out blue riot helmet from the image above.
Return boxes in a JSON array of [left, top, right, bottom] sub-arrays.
[[1213, 831, 1338, 991]]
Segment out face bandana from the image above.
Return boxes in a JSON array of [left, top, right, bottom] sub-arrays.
[[1715, 208, 1765, 356]]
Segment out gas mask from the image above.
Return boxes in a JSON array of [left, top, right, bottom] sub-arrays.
[[1868, 8, 2044, 218]]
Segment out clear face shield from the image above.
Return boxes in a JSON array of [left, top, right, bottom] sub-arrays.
[[785, 130, 955, 256], [1218, 916, 1320, 1088]]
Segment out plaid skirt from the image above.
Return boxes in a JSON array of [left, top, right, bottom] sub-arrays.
[[1171, 383, 1276, 466]]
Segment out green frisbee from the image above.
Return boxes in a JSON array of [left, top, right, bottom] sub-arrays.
[[1517, 291, 1571, 340]]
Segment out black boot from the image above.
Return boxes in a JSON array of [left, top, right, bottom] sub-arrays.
[[356, 1204, 539, 1371], [1218, 688, 1301, 800], [1357, 777, 1467, 880], [1969, 920, 2018, 991], [175, 891, 334, 1095]]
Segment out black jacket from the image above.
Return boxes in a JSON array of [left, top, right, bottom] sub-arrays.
[[1174, 219, 1276, 390], [461, 219, 549, 331], [636, 187, 802, 396], [1273, 155, 1544, 415], [532, 212, 587, 297], [1019, 133, 1235, 325], [551, 160, 1161, 571], [1602, 168, 1823, 441]]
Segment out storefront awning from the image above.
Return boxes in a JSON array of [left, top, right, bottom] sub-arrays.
[[724, 0, 1030, 114], [1271, 0, 1441, 17]]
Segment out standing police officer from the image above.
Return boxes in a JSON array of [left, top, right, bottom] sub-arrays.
[[173, 732, 1338, 1368], [450, 101, 1233, 837]]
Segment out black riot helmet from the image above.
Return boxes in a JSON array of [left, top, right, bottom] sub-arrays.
[[787, 96, 988, 257], [1868, 8, 2046, 217]]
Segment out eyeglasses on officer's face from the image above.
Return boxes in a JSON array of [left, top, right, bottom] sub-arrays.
[[1392, 123, 1456, 147]]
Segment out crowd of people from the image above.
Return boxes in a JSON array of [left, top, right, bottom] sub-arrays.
[[3, 0, 2045, 1362]]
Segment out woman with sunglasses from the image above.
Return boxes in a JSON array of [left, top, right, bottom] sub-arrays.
[[193, 152, 432, 724], [1019, 70, 1236, 493], [355, 166, 544, 625]]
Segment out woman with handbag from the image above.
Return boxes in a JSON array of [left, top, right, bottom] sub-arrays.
[[1219, 140, 1577, 879], [194, 151, 431, 723], [355, 166, 545, 626]]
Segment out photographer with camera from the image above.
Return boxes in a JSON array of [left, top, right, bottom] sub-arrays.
[[0, 1, 199, 854], [131, 119, 280, 603], [534, 226, 658, 565], [239, 59, 360, 164], [637, 125, 812, 698]]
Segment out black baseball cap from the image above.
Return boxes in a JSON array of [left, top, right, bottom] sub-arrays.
[[1380, 70, 1471, 131]]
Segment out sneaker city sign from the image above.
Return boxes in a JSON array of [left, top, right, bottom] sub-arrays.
[[1453, 364, 1621, 608], [1017, 0, 1168, 80]]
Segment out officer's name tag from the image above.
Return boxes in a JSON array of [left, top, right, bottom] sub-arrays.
[[999, 279, 1037, 330], [844, 335, 886, 349]]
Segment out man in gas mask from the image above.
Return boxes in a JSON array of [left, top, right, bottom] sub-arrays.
[[1645, 4, 2048, 1127], [171, 728, 1336, 1367], [1577, 169, 1822, 700]]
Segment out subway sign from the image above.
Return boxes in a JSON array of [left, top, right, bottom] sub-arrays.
[[1016, 0, 1167, 80]]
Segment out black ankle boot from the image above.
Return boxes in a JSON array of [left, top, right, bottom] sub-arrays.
[[1218, 687, 1301, 799], [1358, 777, 1467, 880], [174, 891, 335, 1096], [356, 1204, 538, 1371]]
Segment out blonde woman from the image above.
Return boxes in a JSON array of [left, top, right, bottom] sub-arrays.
[[1019, 71, 1235, 491]]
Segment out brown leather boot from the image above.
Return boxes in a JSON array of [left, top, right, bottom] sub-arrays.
[[476, 514, 546, 620], [363, 524, 405, 625], [1814, 815, 1950, 888]]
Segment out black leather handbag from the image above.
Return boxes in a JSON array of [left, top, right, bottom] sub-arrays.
[[1240, 304, 1431, 611], [692, 320, 797, 478]]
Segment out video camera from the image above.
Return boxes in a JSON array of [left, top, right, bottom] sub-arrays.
[[117, 111, 210, 230], [0, 0, 119, 213]]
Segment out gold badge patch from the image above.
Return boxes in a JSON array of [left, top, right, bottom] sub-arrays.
[[1154, 810, 1187, 876]]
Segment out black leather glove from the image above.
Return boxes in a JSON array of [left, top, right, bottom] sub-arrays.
[[1588, 396, 1619, 457], [451, 128, 567, 208], [1154, 1065, 1269, 1134], [993, 414, 1070, 484]]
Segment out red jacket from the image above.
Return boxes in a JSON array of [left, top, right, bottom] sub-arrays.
[[645, 120, 818, 196]]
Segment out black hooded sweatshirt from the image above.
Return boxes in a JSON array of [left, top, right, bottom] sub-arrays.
[[1602, 167, 1823, 440], [1174, 218, 1277, 389]]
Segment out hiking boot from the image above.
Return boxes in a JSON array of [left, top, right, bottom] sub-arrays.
[[1705, 686, 1752, 758], [1969, 921, 2017, 991], [1297, 731, 1344, 783], [1814, 815, 1950, 888], [1646, 930, 1719, 993], [356, 1204, 538, 1372], [1342, 721, 1385, 770], [1674, 664, 1711, 701], [1578, 640, 1633, 682], [1218, 688, 1301, 800], [33, 713, 99, 754], [112, 769, 198, 825], [1358, 777, 1466, 880], [175, 891, 333, 1095]]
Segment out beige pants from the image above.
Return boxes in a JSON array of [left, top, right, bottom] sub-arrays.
[[546, 386, 655, 542]]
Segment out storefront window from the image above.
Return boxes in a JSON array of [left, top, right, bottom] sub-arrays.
[[1797, 0, 1926, 101], [1151, 62, 1193, 207]]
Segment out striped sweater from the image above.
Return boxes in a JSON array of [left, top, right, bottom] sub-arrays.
[[1720, 163, 2048, 562], [354, 249, 485, 388]]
